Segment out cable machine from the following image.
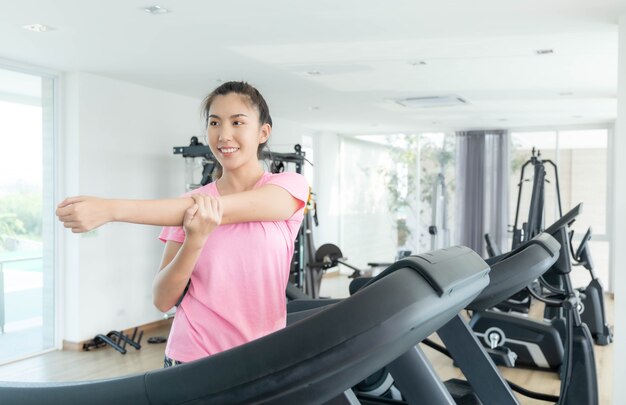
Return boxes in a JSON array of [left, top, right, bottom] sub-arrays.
[[487, 147, 612, 345], [511, 147, 562, 249]]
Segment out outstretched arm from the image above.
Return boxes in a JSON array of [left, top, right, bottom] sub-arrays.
[[57, 183, 306, 233]]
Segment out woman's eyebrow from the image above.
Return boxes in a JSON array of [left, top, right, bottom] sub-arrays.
[[208, 113, 249, 119]]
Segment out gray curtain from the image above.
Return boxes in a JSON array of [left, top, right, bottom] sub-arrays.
[[455, 130, 509, 256]]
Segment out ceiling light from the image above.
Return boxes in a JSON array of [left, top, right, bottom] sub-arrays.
[[144, 5, 170, 14], [23, 24, 51, 33], [572, 115, 583, 118], [396, 95, 468, 108], [306, 71, 321, 76], [559, 92, 574, 96], [535, 49, 554, 55]]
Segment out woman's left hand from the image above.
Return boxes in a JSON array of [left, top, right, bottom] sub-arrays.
[[183, 194, 223, 246]]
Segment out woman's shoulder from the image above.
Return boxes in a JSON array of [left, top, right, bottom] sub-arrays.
[[259, 172, 309, 202], [260, 171, 308, 189]]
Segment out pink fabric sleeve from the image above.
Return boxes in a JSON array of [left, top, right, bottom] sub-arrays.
[[264, 172, 310, 213], [159, 223, 185, 244]]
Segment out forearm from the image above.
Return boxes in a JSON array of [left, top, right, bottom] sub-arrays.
[[153, 241, 203, 312], [111, 198, 193, 227]]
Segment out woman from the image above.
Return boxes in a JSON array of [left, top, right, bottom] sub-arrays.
[[57, 81, 309, 366]]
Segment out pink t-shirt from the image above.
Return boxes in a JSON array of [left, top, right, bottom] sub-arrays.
[[158, 171, 309, 362]]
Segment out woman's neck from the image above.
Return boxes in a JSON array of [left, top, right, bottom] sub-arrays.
[[216, 164, 265, 195]]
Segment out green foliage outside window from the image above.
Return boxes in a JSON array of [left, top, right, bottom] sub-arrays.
[[0, 192, 41, 251]]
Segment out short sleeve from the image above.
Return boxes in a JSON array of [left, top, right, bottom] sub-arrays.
[[159, 224, 185, 244], [264, 172, 310, 213]]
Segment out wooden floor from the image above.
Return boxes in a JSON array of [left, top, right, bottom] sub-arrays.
[[0, 272, 614, 404]]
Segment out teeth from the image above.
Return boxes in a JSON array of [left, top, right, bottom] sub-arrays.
[[220, 147, 238, 153]]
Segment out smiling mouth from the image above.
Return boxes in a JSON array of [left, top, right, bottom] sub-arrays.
[[219, 147, 239, 154]]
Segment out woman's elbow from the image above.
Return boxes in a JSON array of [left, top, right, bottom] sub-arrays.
[[153, 293, 174, 313], [154, 300, 173, 313]]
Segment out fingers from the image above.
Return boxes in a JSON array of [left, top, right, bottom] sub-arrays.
[[190, 194, 206, 217], [191, 194, 219, 215], [57, 196, 83, 208], [186, 203, 199, 219], [61, 221, 85, 233], [56, 205, 75, 218], [183, 203, 199, 227], [210, 196, 223, 223], [188, 194, 222, 228]]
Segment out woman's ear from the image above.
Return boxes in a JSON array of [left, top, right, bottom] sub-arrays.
[[259, 123, 271, 144]]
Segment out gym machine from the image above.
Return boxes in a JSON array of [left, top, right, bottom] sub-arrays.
[[470, 205, 599, 404], [0, 247, 490, 405], [341, 230, 597, 404], [490, 148, 612, 345]]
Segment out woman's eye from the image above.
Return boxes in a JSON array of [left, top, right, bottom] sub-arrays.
[[233, 121, 243, 126], [209, 121, 219, 126]]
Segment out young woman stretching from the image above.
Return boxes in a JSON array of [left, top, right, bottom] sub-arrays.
[[56, 81, 309, 366]]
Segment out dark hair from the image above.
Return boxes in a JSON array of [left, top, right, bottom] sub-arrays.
[[202, 81, 272, 128], [201, 81, 272, 179]]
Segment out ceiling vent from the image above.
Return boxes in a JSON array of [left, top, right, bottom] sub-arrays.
[[396, 95, 468, 108]]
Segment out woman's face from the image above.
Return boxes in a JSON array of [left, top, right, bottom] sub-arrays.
[[206, 93, 270, 173]]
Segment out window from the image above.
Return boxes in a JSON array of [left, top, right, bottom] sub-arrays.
[[0, 66, 57, 363], [338, 136, 396, 268], [345, 133, 456, 263]]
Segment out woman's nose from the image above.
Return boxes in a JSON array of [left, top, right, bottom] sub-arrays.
[[218, 131, 232, 142]]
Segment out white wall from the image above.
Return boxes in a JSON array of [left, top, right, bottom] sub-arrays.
[[61, 72, 204, 342], [612, 14, 626, 403], [268, 117, 311, 153]]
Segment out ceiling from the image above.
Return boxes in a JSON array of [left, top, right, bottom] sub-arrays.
[[1, 0, 625, 135]]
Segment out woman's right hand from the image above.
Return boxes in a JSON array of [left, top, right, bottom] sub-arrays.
[[56, 196, 113, 233], [183, 194, 223, 246]]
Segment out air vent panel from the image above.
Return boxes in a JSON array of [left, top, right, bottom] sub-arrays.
[[396, 95, 468, 108]]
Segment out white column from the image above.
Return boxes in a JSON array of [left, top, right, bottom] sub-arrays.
[[312, 132, 341, 247], [612, 14, 626, 402]]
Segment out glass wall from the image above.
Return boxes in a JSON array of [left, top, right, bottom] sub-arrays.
[[347, 128, 608, 291], [0, 66, 56, 363], [338, 136, 397, 269], [345, 133, 456, 263]]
